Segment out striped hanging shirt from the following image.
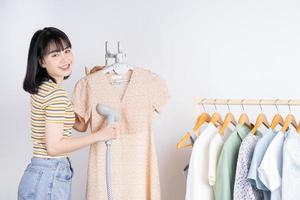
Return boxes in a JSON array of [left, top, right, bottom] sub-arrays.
[[31, 79, 75, 158]]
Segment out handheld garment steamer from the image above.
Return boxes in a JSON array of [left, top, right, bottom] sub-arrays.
[[95, 41, 129, 200], [96, 104, 120, 200]]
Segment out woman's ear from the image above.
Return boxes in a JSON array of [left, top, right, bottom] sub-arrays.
[[39, 59, 45, 68]]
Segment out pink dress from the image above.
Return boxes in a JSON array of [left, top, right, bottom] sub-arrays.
[[71, 67, 171, 200]]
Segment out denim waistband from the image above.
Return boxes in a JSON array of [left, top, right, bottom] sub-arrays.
[[30, 157, 71, 170]]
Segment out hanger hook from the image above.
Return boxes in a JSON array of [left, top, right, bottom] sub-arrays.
[[259, 99, 263, 112], [288, 99, 292, 113], [241, 99, 245, 112], [105, 41, 109, 66], [214, 99, 218, 111], [201, 99, 207, 112], [118, 41, 121, 53], [275, 99, 279, 112], [227, 99, 231, 112]]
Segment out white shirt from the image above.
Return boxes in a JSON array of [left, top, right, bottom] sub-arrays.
[[185, 123, 218, 200], [258, 131, 285, 200], [208, 127, 232, 187], [282, 129, 300, 200]]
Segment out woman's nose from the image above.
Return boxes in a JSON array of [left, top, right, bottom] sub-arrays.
[[61, 52, 70, 61]]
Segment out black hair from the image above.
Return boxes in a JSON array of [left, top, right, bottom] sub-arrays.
[[23, 27, 72, 94]]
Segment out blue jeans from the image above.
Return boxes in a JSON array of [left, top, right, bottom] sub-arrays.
[[18, 157, 73, 200]]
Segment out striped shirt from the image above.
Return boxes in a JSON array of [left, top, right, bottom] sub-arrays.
[[31, 79, 75, 158]]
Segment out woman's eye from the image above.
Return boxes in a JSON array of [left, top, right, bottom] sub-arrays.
[[51, 53, 59, 57], [65, 49, 71, 53]]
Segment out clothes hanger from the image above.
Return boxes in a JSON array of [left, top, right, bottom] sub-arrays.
[[219, 100, 237, 135], [209, 99, 224, 127], [177, 99, 211, 148], [102, 41, 133, 76], [191, 100, 211, 133], [250, 100, 270, 135], [176, 113, 211, 148], [281, 100, 297, 132], [296, 121, 300, 133], [271, 99, 284, 130], [238, 99, 252, 128]]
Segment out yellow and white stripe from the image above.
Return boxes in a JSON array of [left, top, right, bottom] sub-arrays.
[[30, 79, 75, 158]]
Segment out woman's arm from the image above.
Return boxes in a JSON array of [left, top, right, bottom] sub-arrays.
[[45, 122, 119, 156]]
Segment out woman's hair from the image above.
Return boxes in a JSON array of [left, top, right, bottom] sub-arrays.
[[23, 27, 72, 94]]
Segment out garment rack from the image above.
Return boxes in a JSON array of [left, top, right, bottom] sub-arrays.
[[197, 99, 300, 106]]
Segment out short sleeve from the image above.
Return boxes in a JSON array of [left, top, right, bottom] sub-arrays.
[[71, 77, 91, 123], [43, 88, 68, 123], [258, 135, 283, 192], [149, 72, 171, 113], [257, 146, 273, 190]]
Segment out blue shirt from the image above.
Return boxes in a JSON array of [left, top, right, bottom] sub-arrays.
[[247, 128, 277, 200]]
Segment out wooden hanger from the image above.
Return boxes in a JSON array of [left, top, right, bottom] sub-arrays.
[[296, 121, 300, 133], [219, 100, 237, 135], [251, 113, 270, 134], [238, 113, 251, 126], [210, 112, 223, 127], [210, 99, 224, 127], [176, 112, 211, 148], [250, 100, 270, 134], [193, 112, 211, 133], [219, 112, 237, 134], [281, 100, 297, 132], [238, 99, 251, 127], [271, 114, 284, 130], [177, 100, 211, 148], [271, 100, 284, 130], [281, 114, 297, 132], [176, 134, 193, 149]]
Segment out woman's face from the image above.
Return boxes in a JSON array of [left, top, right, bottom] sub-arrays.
[[40, 41, 73, 83]]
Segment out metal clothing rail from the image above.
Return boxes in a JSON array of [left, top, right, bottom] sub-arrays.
[[197, 99, 300, 106]]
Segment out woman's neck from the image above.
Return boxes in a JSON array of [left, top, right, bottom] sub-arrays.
[[53, 76, 63, 85]]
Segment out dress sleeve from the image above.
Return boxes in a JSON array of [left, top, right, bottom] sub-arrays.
[[71, 77, 92, 123], [42, 88, 68, 123], [149, 72, 171, 113]]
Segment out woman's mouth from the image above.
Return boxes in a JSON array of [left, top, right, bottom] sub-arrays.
[[59, 64, 70, 70]]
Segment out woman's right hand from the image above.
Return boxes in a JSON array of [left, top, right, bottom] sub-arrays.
[[93, 122, 120, 142]]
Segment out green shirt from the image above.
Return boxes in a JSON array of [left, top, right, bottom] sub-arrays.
[[215, 124, 251, 200]]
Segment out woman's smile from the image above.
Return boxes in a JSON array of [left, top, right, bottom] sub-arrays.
[[59, 63, 71, 70]]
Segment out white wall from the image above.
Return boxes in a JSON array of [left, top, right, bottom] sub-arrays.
[[1, 0, 300, 199]]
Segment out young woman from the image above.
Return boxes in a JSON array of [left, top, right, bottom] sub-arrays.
[[18, 27, 120, 200]]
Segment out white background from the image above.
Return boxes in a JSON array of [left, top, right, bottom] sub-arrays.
[[1, 0, 300, 199]]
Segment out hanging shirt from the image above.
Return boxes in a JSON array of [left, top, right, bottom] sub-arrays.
[[258, 131, 285, 200], [215, 124, 251, 200], [72, 67, 171, 200], [233, 132, 263, 200], [183, 130, 199, 178], [282, 129, 300, 200], [208, 127, 232, 187], [185, 123, 218, 200], [247, 128, 277, 200]]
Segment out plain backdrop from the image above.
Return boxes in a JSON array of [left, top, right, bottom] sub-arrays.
[[1, 0, 300, 199]]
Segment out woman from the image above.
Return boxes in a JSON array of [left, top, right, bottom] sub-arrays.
[[18, 27, 120, 199]]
